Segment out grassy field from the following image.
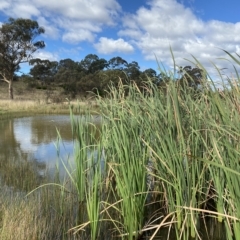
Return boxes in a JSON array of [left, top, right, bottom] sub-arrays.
[[0, 80, 99, 117]]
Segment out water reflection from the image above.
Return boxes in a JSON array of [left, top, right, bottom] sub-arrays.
[[0, 115, 101, 191]]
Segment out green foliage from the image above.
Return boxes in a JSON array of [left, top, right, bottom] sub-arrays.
[[55, 58, 80, 83], [29, 58, 58, 82], [80, 54, 108, 74], [178, 65, 206, 89], [125, 61, 141, 80], [25, 49, 216, 99], [108, 56, 128, 70], [9, 49, 240, 239], [0, 18, 45, 99], [61, 82, 77, 98]]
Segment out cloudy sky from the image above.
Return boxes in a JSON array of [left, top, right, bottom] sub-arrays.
[[0, 0, 239, 78]]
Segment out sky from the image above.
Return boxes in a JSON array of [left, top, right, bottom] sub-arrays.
[[0, 0, 240, 81]]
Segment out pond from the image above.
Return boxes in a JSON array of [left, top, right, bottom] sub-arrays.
[[0, 114, 101, 190]]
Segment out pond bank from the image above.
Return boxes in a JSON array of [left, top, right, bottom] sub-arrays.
[[0, 99, 100, 119]]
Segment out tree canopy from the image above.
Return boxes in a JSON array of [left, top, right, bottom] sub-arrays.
[[25, 52, 206, 99], [178, 65, 205, 89], [0, 17, 45, 99], [29, 58, 58, 82]]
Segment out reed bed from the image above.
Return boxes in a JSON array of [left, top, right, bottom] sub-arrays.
[[67, 54, 240, 239], [1, 52, 240, 239]]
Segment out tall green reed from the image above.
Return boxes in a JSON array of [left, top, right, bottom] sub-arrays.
[[65, 50, 240, 239], [98, 82, 150, 239], [85, 143, 103, 240]]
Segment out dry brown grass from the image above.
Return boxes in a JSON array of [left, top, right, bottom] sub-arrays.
[[0, 80, 46, 100], [0, 196, 47, 240], [0, 99, 39, 110], [0, 189, 79, 240], [0, 81, 100, 117]]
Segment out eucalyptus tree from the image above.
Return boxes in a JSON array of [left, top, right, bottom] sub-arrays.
[[80, 54, 108, 74], [29, 58, 58, 83], [97, 69, 128, 93], [104, 57, 129, 86], [88, 58, 108, 74], [140, 68, 159, 87], [125, 61, 141, 80], [55, 58, 80, 82], [143, 68, 157, 78], [0, 18, 45, 99], [108, 56, 128, 70], [178, 65, 205, 89]]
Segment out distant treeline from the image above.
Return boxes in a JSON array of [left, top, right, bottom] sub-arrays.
[[19, 54, 204, 98]]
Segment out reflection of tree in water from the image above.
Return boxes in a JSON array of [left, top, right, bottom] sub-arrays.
[[0, 116, 102, 191], [31, 116, 101, 145], [30, 118, 72, 144], [0, 119, 48, 192]]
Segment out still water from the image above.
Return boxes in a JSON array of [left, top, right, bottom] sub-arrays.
[[0, 114, 101, 189]]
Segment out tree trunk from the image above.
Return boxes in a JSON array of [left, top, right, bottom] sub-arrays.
[[9, 80, 13, 99]]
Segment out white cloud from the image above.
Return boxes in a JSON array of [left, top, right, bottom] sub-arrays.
[[0, 1, 10, 10], [0, 0, 121, 43], [37, 16, 59, 39], [33, 50, 59, 61], [236, 45, 240, 55], [63, 29, 96, 44], [33, 0, 121, 24], [119, 0, 240, 77], [94, 37, 134, 54], [54, 18, 101, 43], [58, 46, 82, 56], [14, 118, 38, 153], [2, 2, 41, 19]]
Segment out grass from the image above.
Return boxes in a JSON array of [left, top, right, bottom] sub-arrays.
[[0, 183, 80, 240], [68, 63, 240, 239], [0, 81, 100, 118], [0, 99, 99, 117], [1, 51, 240, 239]]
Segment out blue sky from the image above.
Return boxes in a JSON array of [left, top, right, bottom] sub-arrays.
[[0, 0, 240, 79]]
